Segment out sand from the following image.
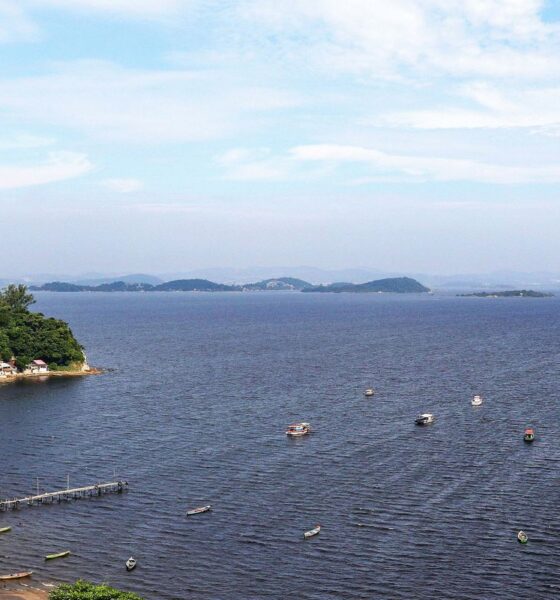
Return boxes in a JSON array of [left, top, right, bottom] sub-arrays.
[[0, 582, 51, 599]]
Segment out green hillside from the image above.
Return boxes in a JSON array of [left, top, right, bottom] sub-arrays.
[[0, 285, 84, 370]]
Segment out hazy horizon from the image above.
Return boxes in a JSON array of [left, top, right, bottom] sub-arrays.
[[3, 265, 560, 290], [2, 2, 560, 274]]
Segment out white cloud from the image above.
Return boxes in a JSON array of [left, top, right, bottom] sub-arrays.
[[101, 178, 143, 193], [0, 1, 38, 43], [0, 60, 302, 143], [0, 151, 93, 189], [383, 84, 560, 130], [290, 143, 560, 184], [239, 0, 560, 81]]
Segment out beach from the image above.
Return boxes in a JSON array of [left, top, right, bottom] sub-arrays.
[[0, 583, 50, 599]]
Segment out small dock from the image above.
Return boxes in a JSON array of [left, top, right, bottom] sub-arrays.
[[0, 480, 128, 511]]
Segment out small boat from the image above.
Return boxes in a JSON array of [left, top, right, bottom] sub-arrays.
[[0, 571, 33, 581], [45, 550, 70, 560], [0, 526, 11, 534], [471, 395, 483, 406], [286, 422, 311, 437], [125, 557, 137, 571], [186, 505, 211, 516], [415, 413, 434, 426], [304, 524, 321, 539], [517, 530, 528, 544], [364, 389, 375, 397], [524, 428, 535, 442]]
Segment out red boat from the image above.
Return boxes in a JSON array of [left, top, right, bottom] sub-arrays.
[[524, 428, 535, 442]]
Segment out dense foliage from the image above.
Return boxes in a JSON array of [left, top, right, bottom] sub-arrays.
[[0, 284, 84, 369], [50, 580, 143, 600]]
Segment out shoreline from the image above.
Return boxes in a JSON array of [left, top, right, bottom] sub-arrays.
[[0, 582, 52, 599], [0, 368, 103, 385]]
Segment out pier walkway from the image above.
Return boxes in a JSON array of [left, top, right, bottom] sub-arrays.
[[0, 480, 128, 511]]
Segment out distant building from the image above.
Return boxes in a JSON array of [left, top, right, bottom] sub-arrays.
[[25, 359, 49, 374], [0, 361, 17, 377]]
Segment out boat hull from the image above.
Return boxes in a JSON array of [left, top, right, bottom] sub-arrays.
[[186, 505, 211, 516], [0, 571, 32, 581], [45, 551, 70, 560], [0, 527, 11, 534], [304, 526, 321, 539]]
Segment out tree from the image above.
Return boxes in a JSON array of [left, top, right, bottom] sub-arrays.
[[0, 285, 84, 369], [50, 580, 143, 600], [0, 284, 35, 312]]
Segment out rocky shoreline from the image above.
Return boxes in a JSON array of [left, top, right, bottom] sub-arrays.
[[0, 368, 103, 385]]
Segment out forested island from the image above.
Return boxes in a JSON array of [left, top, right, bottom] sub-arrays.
[[458, 290, 553, 298], [302, 277, 430, 294], [31, 276, 430, 294], [0, 284, 89, 375]]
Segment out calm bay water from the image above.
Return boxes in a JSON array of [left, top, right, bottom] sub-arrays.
[[1, 292, 560, 599]]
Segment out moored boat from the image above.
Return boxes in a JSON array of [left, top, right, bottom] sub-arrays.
[[45, 550, 70, 560], [0, 571, 33, 581], [0, 526, 11, 534], [126, 557, 137, 571], [364, 389, 374, 397], [523, 428, 535, 442], [517, 530, 528, 544], [471, 395, 483, 406], [415, 413, 434, 426], [304, 524, 321, 539], [286, 422, 311, 437], [186, 505, 211, 516]]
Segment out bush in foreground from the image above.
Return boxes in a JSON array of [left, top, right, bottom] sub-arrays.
[[50, 580, 143, 600]]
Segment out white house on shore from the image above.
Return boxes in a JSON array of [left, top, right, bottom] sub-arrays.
[[25, 359, 49, 374], [0, 362, 17, 377]]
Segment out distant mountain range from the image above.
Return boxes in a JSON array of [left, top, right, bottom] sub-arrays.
[[5, 268, 560, 291], [30, 276, 429, 294]]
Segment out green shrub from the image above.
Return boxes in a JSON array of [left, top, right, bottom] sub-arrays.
[[50, 579, 143, 599]]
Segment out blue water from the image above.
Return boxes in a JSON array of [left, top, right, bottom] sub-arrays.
[[1, 292, 559, 599]]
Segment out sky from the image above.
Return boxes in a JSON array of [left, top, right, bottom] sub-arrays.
[[1, 0, 560, 277]]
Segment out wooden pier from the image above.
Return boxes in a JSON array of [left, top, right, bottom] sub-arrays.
[[0, 480, 128, 511]]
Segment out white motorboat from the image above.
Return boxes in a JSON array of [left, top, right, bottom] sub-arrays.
[[286, 422, 311, 437], [304, 524, 321, 539], [471, 395, 483, 406], [364, 389, 374, 397], [517, 530, 528, 544], [125, 557, 136, 571], [186, 505, 212, 516], [415, 413, 434, 426]]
